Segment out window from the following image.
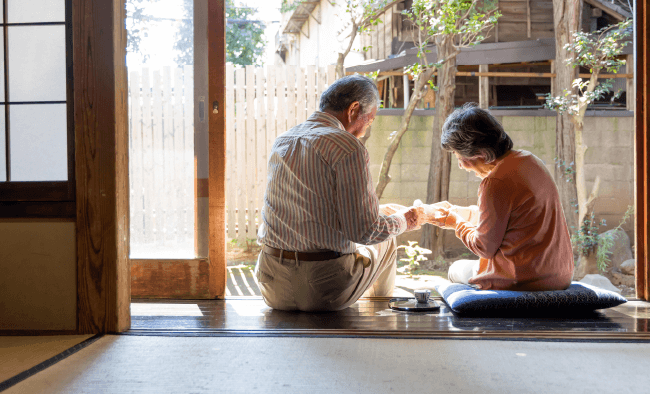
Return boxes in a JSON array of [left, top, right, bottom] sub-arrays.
[[0, 0, 74, 202]]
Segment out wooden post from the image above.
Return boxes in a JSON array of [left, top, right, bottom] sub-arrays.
[[208, 0, 227, 299], [526, 0, 531, 38], [403, 72, 409, 108], [635, 0, 650, 300], [74, 0, 130, 333], [479, 64, 489, 109], [550, 59, 556, 97], [627, 54, 635, 111]]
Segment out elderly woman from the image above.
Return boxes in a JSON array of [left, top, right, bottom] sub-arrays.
[[434, 103, 574, 291]]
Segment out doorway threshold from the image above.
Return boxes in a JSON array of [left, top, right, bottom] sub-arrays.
[[128, 298, 650, 342]]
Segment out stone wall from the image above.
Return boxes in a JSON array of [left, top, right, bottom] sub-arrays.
[[366, 110, 635, 252]]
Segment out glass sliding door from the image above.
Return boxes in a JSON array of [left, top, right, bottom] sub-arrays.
[[128, 0, 219, 299]]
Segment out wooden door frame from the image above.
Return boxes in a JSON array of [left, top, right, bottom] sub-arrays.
[[74, 0, 648, 333], [635, 0, 650, 300]]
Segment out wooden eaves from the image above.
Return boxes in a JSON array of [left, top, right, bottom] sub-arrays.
[[346, 38, 634, 73], [584, 0, 633, 21]]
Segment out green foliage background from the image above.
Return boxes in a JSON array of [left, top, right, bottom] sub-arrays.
[[126, 0, 266, 67]]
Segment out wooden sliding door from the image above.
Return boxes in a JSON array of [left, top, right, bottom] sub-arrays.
[[130, 0, 226, 299]]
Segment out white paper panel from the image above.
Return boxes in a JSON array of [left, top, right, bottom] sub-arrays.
[[0, 31, 4, 102], [10, 104, 67, 181], [0, 106, 5, 182], [8, 26, 66, 102], [8, 0, 65, 23]]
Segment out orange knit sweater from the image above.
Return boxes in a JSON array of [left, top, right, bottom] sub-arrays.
[[450, 150, 574, 291]]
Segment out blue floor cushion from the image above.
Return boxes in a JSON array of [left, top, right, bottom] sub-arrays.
[[434, 281, 627, 316]]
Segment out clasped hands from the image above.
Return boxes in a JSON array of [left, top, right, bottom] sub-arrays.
[[381, 200, 457, 231]]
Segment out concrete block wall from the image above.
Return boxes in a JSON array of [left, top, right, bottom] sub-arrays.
[[366, 112, 635, 252]]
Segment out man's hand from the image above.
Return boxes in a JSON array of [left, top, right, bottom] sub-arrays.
[[413, 200, 457, 228], [402, 206, 427, 231], [383, 202, 453, 231]]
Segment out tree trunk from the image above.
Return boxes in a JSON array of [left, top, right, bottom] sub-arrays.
[[573, 73, 602, 278], [375, 69, 435, 199], [336, 21, 358, 79], [552, 0, 582, 234], [335, 53, 346, 80], [421, 39, 457, 257]]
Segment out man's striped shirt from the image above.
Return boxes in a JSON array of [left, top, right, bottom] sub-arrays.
[[257, 111, 407, 254]]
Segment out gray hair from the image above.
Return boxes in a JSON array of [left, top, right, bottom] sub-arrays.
[[441, 103, 513, 163], [319, 75, 380, 115]]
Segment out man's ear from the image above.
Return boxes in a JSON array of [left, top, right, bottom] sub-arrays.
[[346, 101, 361, 123]]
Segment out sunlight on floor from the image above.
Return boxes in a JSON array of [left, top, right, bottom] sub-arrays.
[[131, 303, 203, 317]]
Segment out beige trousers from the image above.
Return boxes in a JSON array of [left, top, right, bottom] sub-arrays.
[[448, 259, 480, 284], [254, 237, 397, 312]]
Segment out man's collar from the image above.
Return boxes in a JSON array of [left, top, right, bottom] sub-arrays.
[[308, 111, 346, 132]]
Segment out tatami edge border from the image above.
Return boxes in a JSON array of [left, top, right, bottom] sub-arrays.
[[120, 329, 650, 343], [0, 334, 104, 392]]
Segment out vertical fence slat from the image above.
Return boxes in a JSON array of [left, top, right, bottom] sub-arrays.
[[173, 67, 185, 244], [256, 67, 267, 237], [276, 66, 286, 139], [306, 65, 316, 117], [162, 66, 175, 243], [327, 64, 336, 86], [235, 67, 247, 243], [246, 65, 257, 240], [129, 70, 144, 247], [183, 64, 194, 251], [141, 68, 154, 247], [286, 66, 296, 131], [226, 63, 236, 239], [152, 70, 165, 243], [317, 67, 326, 106], [296, 67, 306, 123], [266, 66, 276, 161]]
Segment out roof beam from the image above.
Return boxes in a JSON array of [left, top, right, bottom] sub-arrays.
[[584, 0, 632, 21]]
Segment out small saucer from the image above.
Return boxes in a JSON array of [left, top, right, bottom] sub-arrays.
[[389, 298, 441, 312]]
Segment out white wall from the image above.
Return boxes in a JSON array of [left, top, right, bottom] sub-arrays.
[[287, 0, 366, 68]]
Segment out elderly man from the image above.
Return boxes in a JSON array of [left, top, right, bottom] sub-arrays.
[[255, 75, 440, 311]]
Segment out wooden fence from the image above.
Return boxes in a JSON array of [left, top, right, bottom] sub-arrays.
[[128, 65, 195, 257], [128, 63, 338, 253], [226, 63, 337, 242]]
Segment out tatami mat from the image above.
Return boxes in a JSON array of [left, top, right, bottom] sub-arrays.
[[3, 335, 650, 393], [0, 335, 92, 383]]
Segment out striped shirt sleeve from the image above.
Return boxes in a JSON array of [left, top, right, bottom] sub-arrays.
[[333, 144, 407, 245]]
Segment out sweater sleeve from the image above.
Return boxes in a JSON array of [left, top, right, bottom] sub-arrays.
[[454, 178, 512, 259]]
